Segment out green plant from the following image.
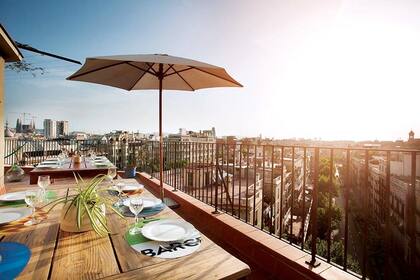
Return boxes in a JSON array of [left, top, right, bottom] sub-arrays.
[[44, 174, 124, 236], [127, 153, 137, 168]]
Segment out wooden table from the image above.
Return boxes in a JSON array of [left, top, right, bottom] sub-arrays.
[[29, 157, 116, 184], [0, 178, 250, 280]]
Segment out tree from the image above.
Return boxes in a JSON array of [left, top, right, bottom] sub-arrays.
[[316, 202, 342, 240], [6, 60, 45, 76], [306, 238, 361, 274]]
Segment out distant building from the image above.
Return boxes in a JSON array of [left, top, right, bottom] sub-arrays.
[[56, 120, 69, 137], [70, 132, 88, 140], [4, 120, 14, 138], [15, 118, 35, 134], [352, 154, 420, 276], [167, 127, 216, 143], [15, 118, 22, 133], [104, 130, 148, 142], [406, 130, 420, 148], [43, 119, 56, 139]]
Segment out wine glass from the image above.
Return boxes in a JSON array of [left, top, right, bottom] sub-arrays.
[[90, 150, 96, 161], [115, 182, 125, 207], [24, 189, 44, 226], [37, 175, 50, 196], [128, 197, 144, 235], [107, 167, 117, 183]]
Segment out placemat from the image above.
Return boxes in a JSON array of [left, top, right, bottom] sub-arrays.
[[0, 242, 31, 280], [125, 219, 201, 259]]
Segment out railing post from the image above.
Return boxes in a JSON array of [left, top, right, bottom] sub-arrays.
[[344, 149, 350, 270], [408, 151, 417, 278], [306, 147, 321, 267], [212, 143, 220, 214], [173, 142, 178, 192]]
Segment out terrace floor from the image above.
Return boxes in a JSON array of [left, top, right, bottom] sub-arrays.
[[3, 172, 359, 280]]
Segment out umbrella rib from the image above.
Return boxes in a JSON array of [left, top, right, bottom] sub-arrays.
[[164, 67, 194, 78], [194, 68, 243, 87], [129, 63, 155, 90], [162, 64, 174, 76], [126, 62, 157, 77], [146, 62, 158, 75], [68, 61, 126, 80], [167, 65, 195, 91]]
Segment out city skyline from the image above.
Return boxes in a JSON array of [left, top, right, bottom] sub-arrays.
[[5, 114, 420, 142], [2, 0, 420, 141]]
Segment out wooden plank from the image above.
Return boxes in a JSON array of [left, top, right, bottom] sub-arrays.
[[102, 246, 250, 280], [50, 230, 120, 280]]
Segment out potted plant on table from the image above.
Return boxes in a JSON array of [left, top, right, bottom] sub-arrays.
[[125, 153, 137, 178], [4, 142, 27, 182], [45, 174, 124, 236]]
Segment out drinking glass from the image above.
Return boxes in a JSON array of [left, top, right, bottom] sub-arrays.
[[57, 153, 63, 166], [115, 182, 125, 207], [107, 167, 117, 183], [37, 175, 50, 195], [128, 197, 144, 235], [24, 189, 44, 226]]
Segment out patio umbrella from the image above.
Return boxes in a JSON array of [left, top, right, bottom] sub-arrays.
[[67, 54, 242, 200]]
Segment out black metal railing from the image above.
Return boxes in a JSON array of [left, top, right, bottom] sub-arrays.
[[143, 142, 419, 280], [4, 138, 419, 279]]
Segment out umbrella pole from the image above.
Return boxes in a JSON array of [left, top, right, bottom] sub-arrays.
[[158, 64, 164, 201]]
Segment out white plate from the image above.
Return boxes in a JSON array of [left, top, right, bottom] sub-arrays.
[[40, 163, 59, 166], [123, 197, 161, 209], [0, 191, 26, 202], [141, 219, 195, 242], [121, 184, 144, 192], [0, 207, 32, 225], [37, 164, 59, 169]]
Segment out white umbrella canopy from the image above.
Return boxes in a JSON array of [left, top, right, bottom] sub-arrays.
[[67, 53, 242, 200], [67, 54, 242, 91]]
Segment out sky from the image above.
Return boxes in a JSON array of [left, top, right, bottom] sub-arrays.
[[1, 0, 420, 141]]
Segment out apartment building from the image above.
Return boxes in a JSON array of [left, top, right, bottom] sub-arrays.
[[43, 119, 56, 139], [352, 153, 420, 275], [56, 120, 69, 137]]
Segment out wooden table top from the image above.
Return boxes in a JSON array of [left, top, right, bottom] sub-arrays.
[[0, 178, 250, 280]]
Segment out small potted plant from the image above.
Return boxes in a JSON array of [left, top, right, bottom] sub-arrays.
[[125, 153, 137, 178], [5, 142, 27, 182], [45, 174, 123, 236]]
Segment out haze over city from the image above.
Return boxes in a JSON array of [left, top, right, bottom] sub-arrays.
[[2, 0, 420, 140]]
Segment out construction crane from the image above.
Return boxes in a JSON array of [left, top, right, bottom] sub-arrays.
[[8, 112, 39, 125]]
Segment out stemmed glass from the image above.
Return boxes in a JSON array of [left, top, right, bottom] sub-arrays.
[[24, 189, 44, 226], [115, 182, 125, 207], [128, 197, 144, 235], [107, 167, 117, 184], [90, 150, 96, 161], [37, 175, 50, 197], [57, 153, 64, 166]]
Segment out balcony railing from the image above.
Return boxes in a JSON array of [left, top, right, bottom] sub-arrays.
[[4, 138, 419, 279]]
